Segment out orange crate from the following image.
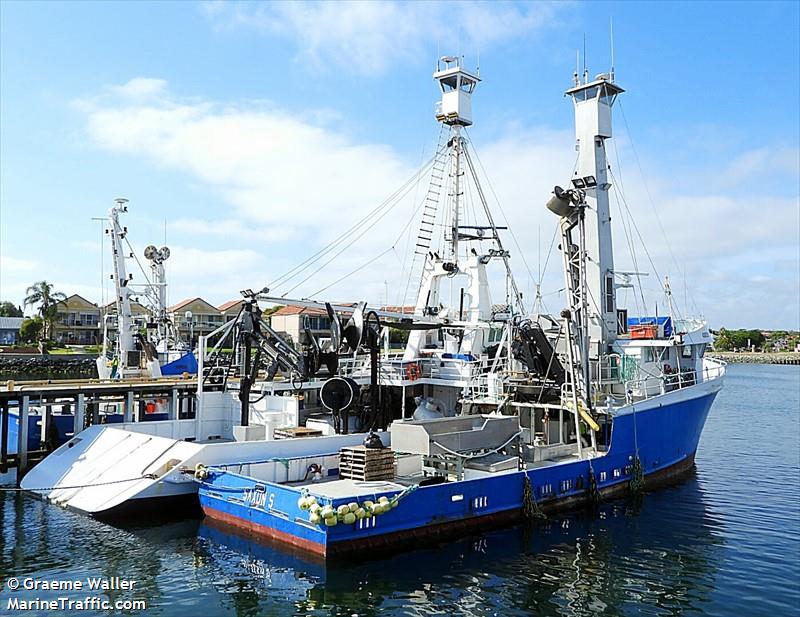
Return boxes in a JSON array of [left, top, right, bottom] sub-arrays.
[[630, 325, 658, 339]]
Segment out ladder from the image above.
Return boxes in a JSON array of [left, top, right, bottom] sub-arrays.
[[404, 125, 451, 305]]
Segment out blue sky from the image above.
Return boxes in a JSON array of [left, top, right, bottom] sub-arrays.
[[1, 0, 798, 329]]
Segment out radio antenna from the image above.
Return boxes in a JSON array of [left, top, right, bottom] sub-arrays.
[[582, 33, 588, 83], [610, 17, 616, 80]]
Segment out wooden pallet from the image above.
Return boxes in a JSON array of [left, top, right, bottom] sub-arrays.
[[274, 427, 324, 439], [338, 445, 395, 481]]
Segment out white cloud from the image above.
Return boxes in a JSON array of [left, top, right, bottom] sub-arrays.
[[75, 79, 800, 328], [170, 218, 297, 242], [0, 255, 37, 272], [79, 91, 410, 230], [109, 77, 168, 100], [201, 1, 566, 74], [163, 245, 271, 304]]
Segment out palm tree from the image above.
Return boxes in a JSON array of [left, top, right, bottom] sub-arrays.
[[24, 281, 66, 340]]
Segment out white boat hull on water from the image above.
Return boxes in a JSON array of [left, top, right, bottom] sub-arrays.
[[20, 390, 386, 517]]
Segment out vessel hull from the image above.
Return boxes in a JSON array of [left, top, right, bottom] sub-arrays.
[[200, 385, 719, 558]]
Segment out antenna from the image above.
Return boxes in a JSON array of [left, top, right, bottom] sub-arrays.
[[91, 216, 106, 307], [610, 17, 615, 80], [583, 33, 587, 83], [574, 49, 580, 86]]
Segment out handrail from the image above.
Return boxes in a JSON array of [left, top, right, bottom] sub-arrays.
[[624, 357, 725, 403]]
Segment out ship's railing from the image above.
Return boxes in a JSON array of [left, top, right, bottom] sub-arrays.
[[461, 356, 511, 403], [338, 353, 481, 384], [596, 353, 622, 384], [701, 356, 726, 382], [624, 371, 700, 402]]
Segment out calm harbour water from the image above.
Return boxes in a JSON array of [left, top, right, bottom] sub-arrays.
[[1, 364, 798, 616]]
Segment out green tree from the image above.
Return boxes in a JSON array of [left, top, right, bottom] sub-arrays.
[[19, 316, 44, 344], [23, 281, 66, 340], [0, 301, 23, 317], [714, 328, 765, 351]]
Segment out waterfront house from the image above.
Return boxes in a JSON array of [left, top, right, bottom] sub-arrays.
[[0, 317, 24, 345], [218, 300, 244, 322], [168, 298, 224, 345], [53, 294, 100, 345]]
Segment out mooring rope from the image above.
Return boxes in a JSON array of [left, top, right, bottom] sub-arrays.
[[522, 474, 546, 520], [588, 463, 601, 503], [0, 474, 157, 492], [629, 456, 645, 494]]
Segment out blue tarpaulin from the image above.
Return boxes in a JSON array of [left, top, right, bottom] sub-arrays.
[[160, 352, 198, 375]]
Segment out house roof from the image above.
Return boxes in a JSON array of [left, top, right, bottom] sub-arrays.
[[271, 305, 328, 317], [101, 300, 148, 312], [218, 300, 243, 312], [0, 317, 24, 329], [381, 305, 416, 314], [56, 294, 98, 309], [168, 297, 220, 314]]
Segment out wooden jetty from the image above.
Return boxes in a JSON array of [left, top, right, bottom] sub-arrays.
[[0, 376, 198, 484]]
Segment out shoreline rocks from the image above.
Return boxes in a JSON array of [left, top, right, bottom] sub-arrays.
[[708, 352, 800, 365], [0, 354, 98, 380]]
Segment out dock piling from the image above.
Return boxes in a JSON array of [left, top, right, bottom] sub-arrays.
[[17, 396, 29, 481], [124, 391, 134, 423], [75, 393, 85, 435], [0, 401, 8, 474]]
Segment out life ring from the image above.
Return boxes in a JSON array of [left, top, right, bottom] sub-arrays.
[[405, 362, 421, 381], [145, 402, 156, 414]]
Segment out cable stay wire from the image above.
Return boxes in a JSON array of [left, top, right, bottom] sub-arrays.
[[267, 154, 437, 293], [617, 100, 699, 317], [608, 168, 687, 322], [283, 158, 439, 298], [308, 175, 442, 299], [394, 137, 436, 308], [463, 129, 535, 310]]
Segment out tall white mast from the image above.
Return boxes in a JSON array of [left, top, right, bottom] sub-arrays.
[[108, 198, 135, 373], [144, 244, 171, 352], [404, 56, 483, 360], [564, 73, 624, 355]]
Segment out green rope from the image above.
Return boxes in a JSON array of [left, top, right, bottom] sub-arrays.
[[522, 475, 546, 520], [629, 456, 645, 494]]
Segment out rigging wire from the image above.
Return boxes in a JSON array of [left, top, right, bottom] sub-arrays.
[[607, 138, 645, 315], [395, 133, 440, 308], [309, 178, 439, 299], [607, 176, 646, 314], [308, 247, 395, 298], [608, 168, 687, 322], [463, 129, 536, 310], [288, 158, 439, 298], [268, 155, 437, 292], [617, 100, 699, 317]]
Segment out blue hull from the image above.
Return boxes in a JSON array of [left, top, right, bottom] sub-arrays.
[[4, 409, 74, 454], [199, 389, 718, 557]]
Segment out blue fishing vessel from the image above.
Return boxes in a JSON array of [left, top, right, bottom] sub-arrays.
[[197, 57, 725, 557]]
